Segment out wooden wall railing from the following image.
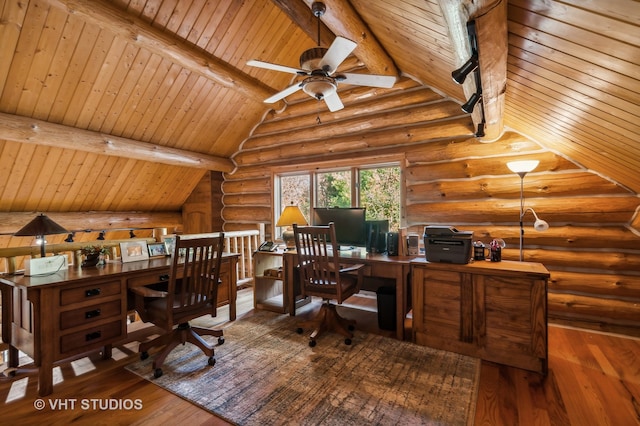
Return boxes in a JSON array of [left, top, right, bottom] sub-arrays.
[[222, 228, 263, 287]]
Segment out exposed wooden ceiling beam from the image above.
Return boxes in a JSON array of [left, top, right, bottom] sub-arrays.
[[0, 113, 235, 172], [271, 0, 336, 47], [277, 0, 398, 77], [49, 0, 283, 109], [440, 0, 507, 141]]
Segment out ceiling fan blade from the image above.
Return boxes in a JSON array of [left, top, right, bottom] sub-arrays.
[[247, 59, 306, 75], [319, 36, 357, 74], [323, 92, 344, 112], [264, 82, 304, 103], [339, 73, 396, 88]]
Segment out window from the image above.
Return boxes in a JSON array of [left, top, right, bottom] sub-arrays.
[[277, 174, 310, 221], [359, 166, 401, 231], [315, 170, 352, 208], [275, 164, 401, 239]]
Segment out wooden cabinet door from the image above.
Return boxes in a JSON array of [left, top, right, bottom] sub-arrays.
[[475, 273, 547, 373], [413, 267, 473, 355]]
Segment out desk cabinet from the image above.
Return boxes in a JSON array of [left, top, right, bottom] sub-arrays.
[[253, 250, 286, 313], [411, 259, 549, 374], [54, 278, 127, 357]]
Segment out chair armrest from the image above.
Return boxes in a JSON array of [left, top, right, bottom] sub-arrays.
[[340, 263, 365, 274], [129, 286, 168, 298]]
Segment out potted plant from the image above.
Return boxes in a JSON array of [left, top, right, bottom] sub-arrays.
[[82, 245, 109, 267]]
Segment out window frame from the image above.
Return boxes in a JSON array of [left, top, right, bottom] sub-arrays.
[[273, 161, 403, 241]]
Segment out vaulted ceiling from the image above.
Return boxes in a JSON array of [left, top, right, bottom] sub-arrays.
[[0, 0, 638, 217]]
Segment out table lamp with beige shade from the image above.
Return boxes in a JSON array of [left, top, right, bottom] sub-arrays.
[[276, 204, 308, 249]]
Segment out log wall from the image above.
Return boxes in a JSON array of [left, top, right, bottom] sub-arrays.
[[223, 76, 640, 337]]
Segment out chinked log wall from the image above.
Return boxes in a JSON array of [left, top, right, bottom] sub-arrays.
[[223, 76, 640, 337]]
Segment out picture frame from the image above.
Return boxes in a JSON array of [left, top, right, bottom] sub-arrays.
[[120, 241, 150, 263], [160, 234, 176, 256], [148, 242, 169, 258]]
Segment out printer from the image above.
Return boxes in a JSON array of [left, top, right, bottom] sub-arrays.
[[423, 226, 473, 264]]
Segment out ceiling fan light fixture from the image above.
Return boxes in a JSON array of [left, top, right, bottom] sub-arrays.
[[302, 75, 337, 100]]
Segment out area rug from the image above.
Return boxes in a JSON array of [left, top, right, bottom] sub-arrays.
[[125, 309, 480, 425]]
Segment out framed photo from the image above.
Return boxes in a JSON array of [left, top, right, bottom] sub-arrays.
[[160, 234, 176, 256], [148, 242, 168, 258], [120, 241, 150, 263]]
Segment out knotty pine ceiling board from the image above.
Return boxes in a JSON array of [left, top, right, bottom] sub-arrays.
[[349, 0, 461, 99]]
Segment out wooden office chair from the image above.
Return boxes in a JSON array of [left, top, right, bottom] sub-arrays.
[[293, 223, 364, 347], [132, 235, 225, 378]]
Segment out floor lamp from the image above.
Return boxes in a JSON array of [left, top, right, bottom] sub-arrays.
[[506, 160, 549, 261]]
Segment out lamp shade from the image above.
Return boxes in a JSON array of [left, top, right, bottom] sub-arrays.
[[276, 205, 308, 250], [507, 160, 539, 175], [528, 208, 550, 232], [276, 205, 308, 227], [14, 213, 70, 258], [14, 213, 69, 237], [534, 218, 550, 232]]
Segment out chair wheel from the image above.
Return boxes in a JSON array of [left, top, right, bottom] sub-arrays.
[[153, 368, 163, 378], [218, 336, 225, 345], [296, 327, 303, 334], [140, 351, 149, 360], [309, 339, 316, 347], [208, 356, 216, 366], [344, 338, 352, 345]]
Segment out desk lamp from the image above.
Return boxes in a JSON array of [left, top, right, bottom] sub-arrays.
[[506, 160, 549, 261], [276, 204, 308, 249], [14, 213, 69, 257]]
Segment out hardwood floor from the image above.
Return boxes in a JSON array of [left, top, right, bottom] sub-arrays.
[[1, 287, 639, 425]]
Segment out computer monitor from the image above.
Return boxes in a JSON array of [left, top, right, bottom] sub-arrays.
[[311, 207, 367, 249]]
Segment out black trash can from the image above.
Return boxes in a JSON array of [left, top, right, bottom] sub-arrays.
[[376, 286, 397, 331]]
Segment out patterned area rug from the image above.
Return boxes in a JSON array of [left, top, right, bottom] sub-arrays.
[[126, 309, 480, 425]]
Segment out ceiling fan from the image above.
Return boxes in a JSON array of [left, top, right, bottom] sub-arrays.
[[247, 1, 396, 112]]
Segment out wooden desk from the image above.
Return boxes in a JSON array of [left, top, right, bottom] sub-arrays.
[[283, 250, 416, 340], [411, 258, 549, 374], [0, 254, 238, 396]]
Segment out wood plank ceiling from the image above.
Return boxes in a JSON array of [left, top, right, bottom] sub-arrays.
[[0, 0, 639, 222]]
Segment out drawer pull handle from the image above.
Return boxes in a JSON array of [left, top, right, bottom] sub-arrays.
[[85, 288, 101, 297], [86, 331, 101, 341], [85, 309, 101, 319], [159, 274, 170, 281]]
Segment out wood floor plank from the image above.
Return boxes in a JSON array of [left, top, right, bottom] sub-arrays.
[[514, 370, 548, 425], [538, 369, 571, 426]]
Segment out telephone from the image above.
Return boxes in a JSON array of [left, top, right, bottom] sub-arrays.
[[258, 241, 277, 252]]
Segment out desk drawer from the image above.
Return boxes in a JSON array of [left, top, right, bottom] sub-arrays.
[[60, 280, 121, 306], [59, 319, 123, 355], [59, 300, 122, 330], [128, 273, 170, 288]]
